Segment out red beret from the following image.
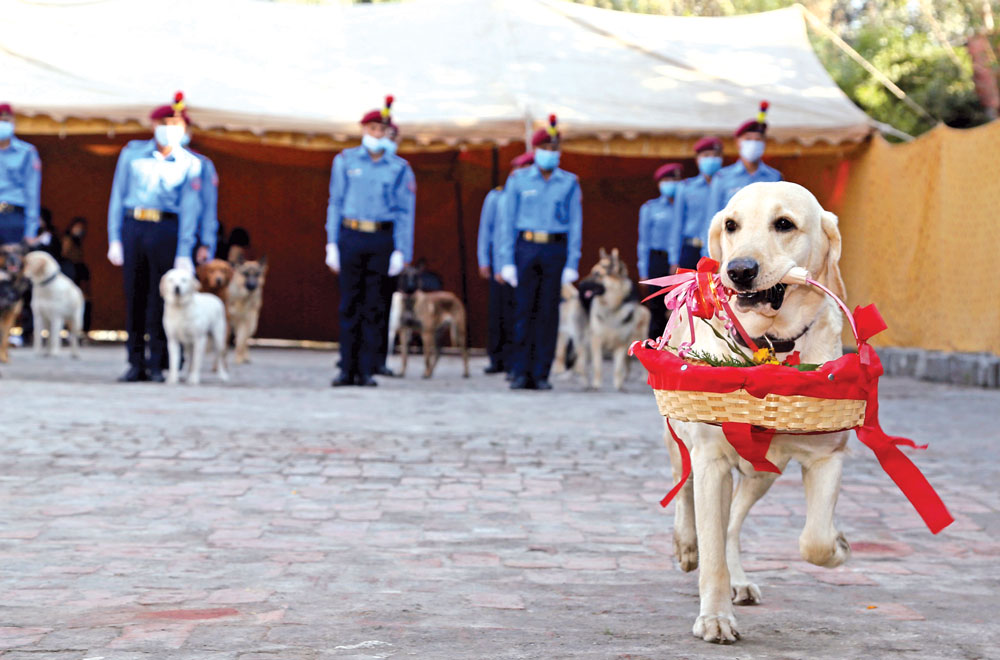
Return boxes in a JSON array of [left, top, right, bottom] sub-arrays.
[[0, 103, 12, 116], [693, 136, 722, 153], [735, 120, 766, 138], [531, 127, 559, 147], [653, 163, 682, 181], [511, 151, 534, 168], [360, 109, 384, 125], [149, 104, 190, 123]]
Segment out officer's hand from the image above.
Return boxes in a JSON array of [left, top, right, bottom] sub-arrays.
[[561, 268, 579, 286], [195, 246, 211, 264], [107, 241, 124, 267], [478, 266, 491, 280], [325, 243, 340, 274], [388, 250, 405, 277], [500, 265, 518, 288], [494, 272, 505, 285], [173, 256, 195, 273]]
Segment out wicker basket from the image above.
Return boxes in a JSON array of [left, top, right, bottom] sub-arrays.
[[653, 388, 866, 432]]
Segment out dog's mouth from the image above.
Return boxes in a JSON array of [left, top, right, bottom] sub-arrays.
[[735, 283, 787, 311], [578, 280, 605, 300]]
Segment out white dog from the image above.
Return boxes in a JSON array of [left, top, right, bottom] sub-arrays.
[[22, 251, 84, 358], [160, 268, 229, 385], [667, 182, 849, 643]]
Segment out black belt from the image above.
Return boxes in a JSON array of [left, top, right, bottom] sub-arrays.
[[125, 208, 178, 222], [343, 218, 393, 233], [519, 230, 567, 244], [0, 202, 25, 214], [650, 249, 670, 257]]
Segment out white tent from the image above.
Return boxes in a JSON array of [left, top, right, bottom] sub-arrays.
[[2, 0, 873, 147]]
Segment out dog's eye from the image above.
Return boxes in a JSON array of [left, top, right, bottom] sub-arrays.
[[773, 217, 796, 233], [724, 219, 738, 233]]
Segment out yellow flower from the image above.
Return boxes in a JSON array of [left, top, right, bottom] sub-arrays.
[[753, 348, 779, 365]]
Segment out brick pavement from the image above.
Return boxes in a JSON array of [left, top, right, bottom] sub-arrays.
[[0, 345, 997, 659]]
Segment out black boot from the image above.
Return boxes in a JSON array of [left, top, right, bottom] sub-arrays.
[[117, 366, 148, 383]]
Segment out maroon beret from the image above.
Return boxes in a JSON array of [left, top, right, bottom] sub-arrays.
[[360, 109, 384, 125], [149, 105, 190, 123], [693, 136, 722, 153], [735, 119, 766, 138], [531, 127, 560, 148], [511, 151, 534, 168], [653, 163, 683, 181], [0, 103, 13, 116]]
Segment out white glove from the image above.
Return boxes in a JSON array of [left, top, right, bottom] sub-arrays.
[[173, 256, 195, 273], [561, 268, 579, 285], [325, 243, 340, 272], [388, 250, 405, 277], [500, 264, 518, 287], [107, 240, 124, 267]]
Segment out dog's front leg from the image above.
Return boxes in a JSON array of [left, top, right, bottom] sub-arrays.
[[666, 421, 697, 572], [166, 338, 181, 385], [398, 327, 411, 377], [49, 318, 63, 357], [588, 332, 602, 390], [691, 439, 740, 643], [188, 336, 206, 385], [800, 446, 850, 568], [32, 311, 44, 357], [612, 345, 628, 391], [421, 329, 436, 379]]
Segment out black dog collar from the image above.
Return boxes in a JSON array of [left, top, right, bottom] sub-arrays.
[[734, 321, 814, 354]]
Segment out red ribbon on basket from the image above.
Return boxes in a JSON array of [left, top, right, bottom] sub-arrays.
[[639, 275, 954, 534]]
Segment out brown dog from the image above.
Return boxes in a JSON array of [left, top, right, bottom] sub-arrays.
[[396, 289, 470, 379], [0, 244, 28, 363], [227, 256, 267, 364], [196, 259, 234, 305]]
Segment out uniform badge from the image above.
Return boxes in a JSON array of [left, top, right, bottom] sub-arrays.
[[191, 178, 202, 191]]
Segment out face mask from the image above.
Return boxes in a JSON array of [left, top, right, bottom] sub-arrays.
[[180, 132, 191, 147], [362, 133, 385, 154], [658, 181, 677, 198], [154, 124, 185, 148], [380, 137, 398, 156], [535, 149, 560, 171], [697, 156, 722, 177], [0, 121, 14, 141], [739, 139, 765, 164]]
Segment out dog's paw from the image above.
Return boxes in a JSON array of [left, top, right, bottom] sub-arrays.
[[693, 614, 740, 644], [801, 531, 851, 568], [731, 582, 762, 605], [674, 535, 698, 572], [217, 371, 230, 383]]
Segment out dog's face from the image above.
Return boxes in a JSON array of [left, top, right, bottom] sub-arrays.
[[579, 247, 629, 301], [398, 264, 423, 295], [160, 268, 199, 305], [0, 243, 26, 276], [197, 259, 234, 291], [22, 250, 59, 283], [708, 182, 845, 319], [233, 256, 268, 293]]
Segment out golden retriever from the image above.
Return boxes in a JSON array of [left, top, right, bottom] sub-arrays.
[[22, 251, 84, 358], [196, 259, 235, 305], [666, 182, 848, 643]]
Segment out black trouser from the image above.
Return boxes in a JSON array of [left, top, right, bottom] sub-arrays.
[[679, 242, 702, 271], [122, 217, 178, 370], [338, 227, 393, 378], [486, 271, 513, 370], [646, 249, 671, 339], [510, 238, 566, 383]]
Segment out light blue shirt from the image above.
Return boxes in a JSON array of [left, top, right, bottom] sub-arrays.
[[107, 139, 204, 258], [325, 145, 416, 262], [477, 187, 503, 270], [0, 136, 42, 238], [702, 160, 782, 253], [637, 194, 681, 280], [676, 174, 713, 261], [498, 165, 583, 272], [191, 150, 218, 257]]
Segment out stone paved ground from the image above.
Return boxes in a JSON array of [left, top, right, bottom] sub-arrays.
[[0, 345, 997, 660]]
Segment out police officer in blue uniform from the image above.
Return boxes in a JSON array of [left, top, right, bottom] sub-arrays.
[[637, 162, 682, 338], [478, 182, 507, 374], [702, 102, 781, 247], [107, 92, 203, 382], [181, 128, 219, 265], [676, 136, 723, 270], [498, 116, 582, 391], [0, 104, 42, 245], [326, 96, 416, 387]]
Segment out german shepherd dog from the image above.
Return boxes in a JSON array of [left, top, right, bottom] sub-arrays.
[[227, 255, 267, 364], [575, 247, 650, 391], [391, 262, 469, 379], [0, 243, 29, 363]]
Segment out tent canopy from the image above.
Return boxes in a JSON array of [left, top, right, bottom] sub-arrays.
[[3, 0, 873, 147]]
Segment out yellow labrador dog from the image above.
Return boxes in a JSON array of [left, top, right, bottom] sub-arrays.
[[22, 251, 84, 358], [160, 268, 229, 386], [667, 182, 848, 644]]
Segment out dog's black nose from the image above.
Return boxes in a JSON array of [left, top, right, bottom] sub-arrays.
[[726, 258, 759, 289], [174, 286, 181, 296], [245, 282, 257, 291]]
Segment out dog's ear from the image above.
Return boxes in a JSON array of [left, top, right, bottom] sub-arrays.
[[610, 247, 620, 262], [258, 255, 267, 271], [818, 210, 846, 301], [707, 210, 726, 262], [599, 247, 608, 260]]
